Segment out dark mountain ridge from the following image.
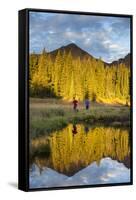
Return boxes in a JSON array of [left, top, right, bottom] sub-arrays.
[[48, 43, 130, 67], [31, 43, 130, 67], [109, 53, 130, 67], [48, 43, 94, 60]]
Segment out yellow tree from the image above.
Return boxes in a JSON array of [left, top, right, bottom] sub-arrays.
[[31, 48, 49, 97]]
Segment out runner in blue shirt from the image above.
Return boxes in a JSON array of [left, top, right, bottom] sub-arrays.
[[85, 98, 90, 110]]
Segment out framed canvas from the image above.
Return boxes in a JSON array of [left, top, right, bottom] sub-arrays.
[[18, 8, 133, 191]]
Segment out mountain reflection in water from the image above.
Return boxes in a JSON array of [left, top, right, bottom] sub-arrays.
[[29, 124, 130, 188]]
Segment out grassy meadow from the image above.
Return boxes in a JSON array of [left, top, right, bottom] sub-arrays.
[[30, 98, 130, 139]]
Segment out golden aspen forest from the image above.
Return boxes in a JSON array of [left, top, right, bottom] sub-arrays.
[[29, 47, 130, 104]]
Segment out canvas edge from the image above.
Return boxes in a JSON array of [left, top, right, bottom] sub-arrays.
[[18, 9, 29, 192]]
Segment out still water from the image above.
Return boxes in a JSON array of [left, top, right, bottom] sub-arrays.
[[29, 124, 130, 188]]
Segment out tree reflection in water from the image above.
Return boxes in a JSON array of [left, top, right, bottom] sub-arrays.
[[30, 124, 130, 176]]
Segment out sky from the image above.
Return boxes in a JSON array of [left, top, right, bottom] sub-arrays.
[[29, 11, 130, 63]]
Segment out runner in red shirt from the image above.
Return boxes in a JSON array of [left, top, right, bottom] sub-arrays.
[[72, 97, 78, 111]]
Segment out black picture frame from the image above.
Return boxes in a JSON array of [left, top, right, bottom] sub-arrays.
[[19, 8, 133, 192]]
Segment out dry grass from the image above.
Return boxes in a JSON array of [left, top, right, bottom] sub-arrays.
[[30, 98, 130, 139]]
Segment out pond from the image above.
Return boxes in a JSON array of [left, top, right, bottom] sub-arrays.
[[29, 124, 130, 188]]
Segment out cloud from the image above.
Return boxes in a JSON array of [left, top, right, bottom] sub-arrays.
[[29, 11, 130, 62], [30, 158, 130, 188]]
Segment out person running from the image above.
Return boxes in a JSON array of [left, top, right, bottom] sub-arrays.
[[85, 98, 90, 110], [72, 97, 78, 111]]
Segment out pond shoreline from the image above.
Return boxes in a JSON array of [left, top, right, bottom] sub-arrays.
[[30, 98, 130, 139], [30, 115, 130, 139]]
